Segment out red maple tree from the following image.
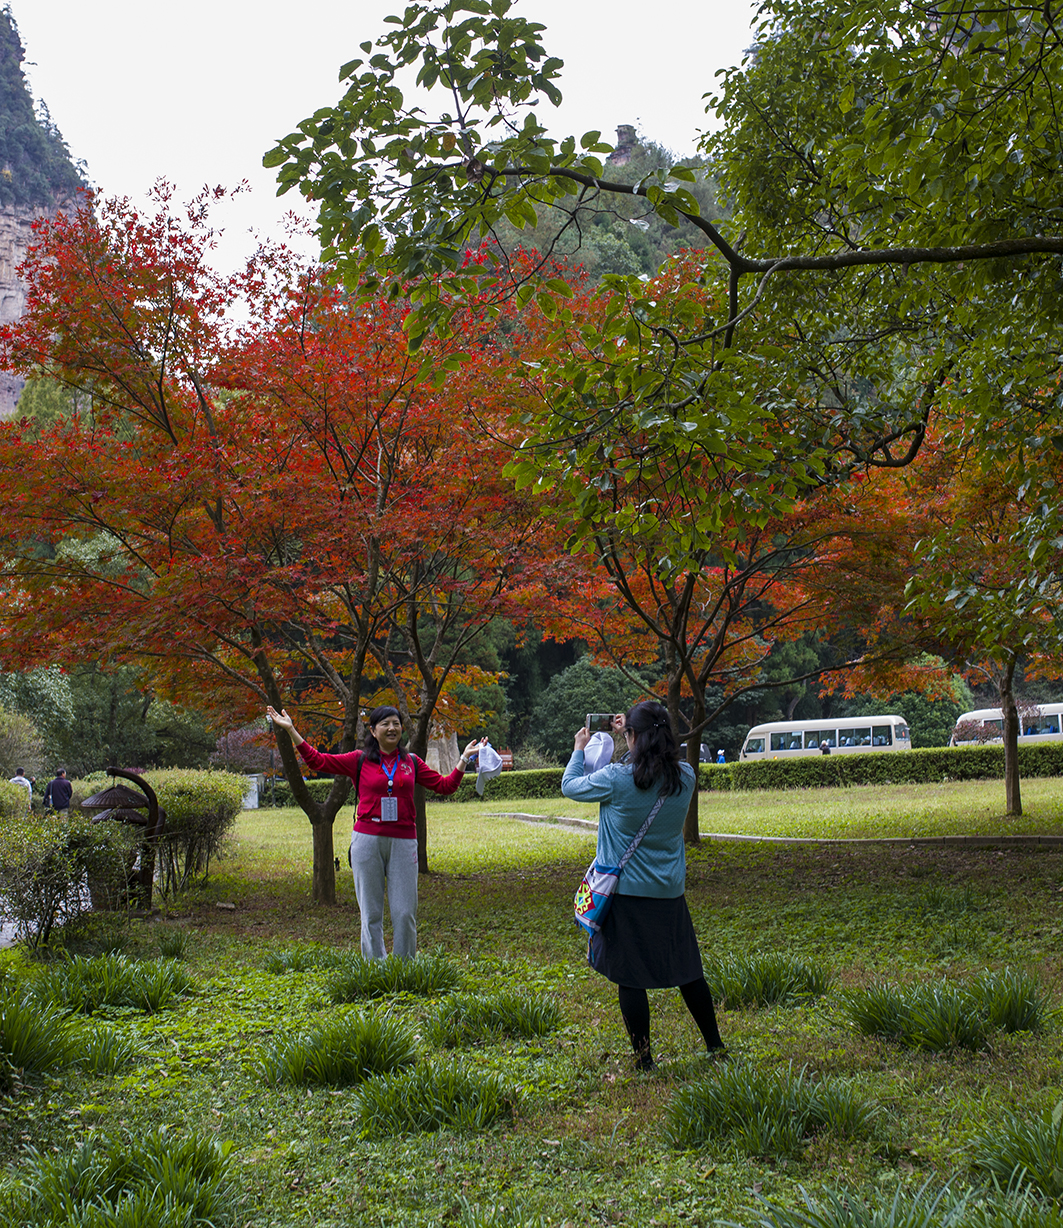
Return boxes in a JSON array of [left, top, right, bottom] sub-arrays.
[[0, 188, 573, 898]]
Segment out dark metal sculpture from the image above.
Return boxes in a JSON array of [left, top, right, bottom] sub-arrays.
[[80, 768, 166, 910]]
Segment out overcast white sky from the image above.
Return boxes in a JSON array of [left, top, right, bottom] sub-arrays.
[[13, 0, 759, 269]]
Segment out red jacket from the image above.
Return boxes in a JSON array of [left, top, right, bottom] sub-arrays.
[[297, 743, 465, 841]]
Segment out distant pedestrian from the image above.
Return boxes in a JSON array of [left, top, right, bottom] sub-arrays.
[[820, 741, 831, 755], [8, 768, 32, 809], [43, 768, 73, 814], [716, 749, 725, 764]]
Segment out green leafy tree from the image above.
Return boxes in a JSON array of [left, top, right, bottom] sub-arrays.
[[268, 1, 1063, 564], [528, 657, 644, 762], [0, 11, 85, 209], [0, 702, 42, 779]]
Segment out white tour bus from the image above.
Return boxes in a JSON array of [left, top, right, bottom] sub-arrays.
[[739, 715, 912, 761], [950, 703, 1063, 746]]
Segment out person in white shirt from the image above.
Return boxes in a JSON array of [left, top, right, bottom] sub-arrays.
[[8, 768, 32, 809]]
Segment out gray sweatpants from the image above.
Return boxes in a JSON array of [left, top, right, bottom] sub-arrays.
[[349, 832, 418, 959]]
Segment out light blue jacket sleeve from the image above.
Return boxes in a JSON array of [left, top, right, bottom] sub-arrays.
[[561, 749, 615, 802]]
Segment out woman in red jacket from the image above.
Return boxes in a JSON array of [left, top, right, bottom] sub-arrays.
[[267, 704, 483, 958]]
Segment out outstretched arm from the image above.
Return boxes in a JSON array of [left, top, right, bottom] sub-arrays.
[[266, 706, 304, 748]]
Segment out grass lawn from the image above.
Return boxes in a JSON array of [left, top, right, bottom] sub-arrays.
[[2, 778, 1063, 1226], [472, 775, 1063, 840]]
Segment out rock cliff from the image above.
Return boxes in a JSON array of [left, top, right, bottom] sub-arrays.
[[0, 12, 86, 418]]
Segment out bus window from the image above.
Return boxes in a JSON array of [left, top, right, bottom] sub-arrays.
[[744, 737, 765, 755], [838, 727, 872, 747], [897, 724, 910, 741], [872, 725, 893, 746], [770, 732, 788, 751], [804, 730, 835, 749]]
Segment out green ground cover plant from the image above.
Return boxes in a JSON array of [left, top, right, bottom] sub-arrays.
[[327, 950, 463, 1001], [28, 953, 195, 1015], [972, 1101, 1063, 1200], [352, 1060, 519, 1137], [704, 952, 833, 1008], [1, 780, 1062, 1226], [845, 968, 1052, 1051], [666, 1061, 879, 1157], [259, 1011, 417, 1087], [739, 1181, 1063, 1228], [0, 1129, 236, 1227], [428, 990, 564, 1046]]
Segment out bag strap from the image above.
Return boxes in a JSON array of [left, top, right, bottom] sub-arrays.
[[614, 789, 669, 874]]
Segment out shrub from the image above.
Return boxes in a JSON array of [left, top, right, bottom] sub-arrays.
[[0, 1129, 236, 1227], [353, 1060, 518, 1137], [427, 991, 563, 1047], [271, 776, 349, 808], [29, 953, 195, 1015], [442, 767, 566, 804], [0, 778, 30, 819], [328, 952, 462, 1002], [666, 1061, 878, 1157], [720, 741, 1063, 792], [704, 952, 833, 1009], [148, 769, 245, 893], [260, 1011, 417, 1087], [510, 743, 560, 771], [0, 813, 135, 948]]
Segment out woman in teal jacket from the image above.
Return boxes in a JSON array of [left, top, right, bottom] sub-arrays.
[[562, 700, 723, 1070]]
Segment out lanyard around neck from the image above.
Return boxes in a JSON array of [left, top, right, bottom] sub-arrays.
[[380, 755, 399, 794]]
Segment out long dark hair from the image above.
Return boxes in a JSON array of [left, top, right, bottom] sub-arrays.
[[626, 701, 683, 794], [362, 706, 410, 764]]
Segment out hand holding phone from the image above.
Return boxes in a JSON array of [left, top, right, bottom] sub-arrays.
[[586, 713, 616, 733]]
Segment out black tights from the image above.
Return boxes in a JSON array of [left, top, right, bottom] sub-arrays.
[[618, 978, 723, 1069]]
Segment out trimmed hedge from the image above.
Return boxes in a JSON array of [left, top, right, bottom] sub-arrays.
[[146, 769, 245, 890], [270, 744, 1063, 807], [271, 777, 347, 808], [445, 768, 564, 804], [703, 742, 1063, 792], [272, 769, 565, 807]]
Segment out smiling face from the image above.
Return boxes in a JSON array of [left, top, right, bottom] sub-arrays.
[[371, 715, 403, 754]]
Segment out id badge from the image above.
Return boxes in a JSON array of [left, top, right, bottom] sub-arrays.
[[380, 796, 399, 823]]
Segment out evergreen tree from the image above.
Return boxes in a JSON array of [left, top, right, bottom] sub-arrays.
[[0, 8, 85, 210]]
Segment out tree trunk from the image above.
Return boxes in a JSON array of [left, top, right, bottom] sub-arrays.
[[681, 688, 705, 846], [311, 817, 338, 905], [1000, 665, 1022, 817], [414, 783, 429, 874], [408, 717, 433, 874]]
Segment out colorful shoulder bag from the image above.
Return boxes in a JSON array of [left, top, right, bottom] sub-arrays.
[[573, 790, 668, 935]]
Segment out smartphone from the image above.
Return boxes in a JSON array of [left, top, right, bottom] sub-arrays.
[[586, 713, 616, 733]]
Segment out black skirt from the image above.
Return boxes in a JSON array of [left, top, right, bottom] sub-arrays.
[[588, 893, 704, 988]]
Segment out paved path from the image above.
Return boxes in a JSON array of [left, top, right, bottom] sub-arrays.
[[485, 813, 1063, 846]]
